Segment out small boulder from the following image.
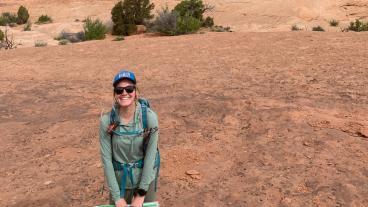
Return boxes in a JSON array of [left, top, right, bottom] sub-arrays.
[[358, 127, 368, 138], [186, 170, 200, 175], [44, 180, 53, 185]]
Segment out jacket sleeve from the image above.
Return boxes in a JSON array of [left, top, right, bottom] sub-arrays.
[[99, 115, 121, 202], [139, 109, 159, 190]]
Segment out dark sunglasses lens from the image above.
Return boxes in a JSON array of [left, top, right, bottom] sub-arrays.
[[125, 86, 135, 93], [114, 88, 124, 94], [114, 86, 135, 94]]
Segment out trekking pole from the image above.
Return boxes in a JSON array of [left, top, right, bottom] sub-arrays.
[[95, 201, 159, 207]]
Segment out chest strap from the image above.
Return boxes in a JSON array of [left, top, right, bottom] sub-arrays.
[[112, 159, 144, 198]]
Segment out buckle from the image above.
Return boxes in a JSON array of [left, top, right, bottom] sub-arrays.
[[127, 162, 139, 168]]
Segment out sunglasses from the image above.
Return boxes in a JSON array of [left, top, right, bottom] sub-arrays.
[[114, 85, 136, 94]]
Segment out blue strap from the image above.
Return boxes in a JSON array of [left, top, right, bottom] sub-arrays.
[[141, 103, 148, 129], [112, 159, 144, 198], [121, 166, 128, 197], [154, 150, 160, 191], [111, 130, 143, 136]]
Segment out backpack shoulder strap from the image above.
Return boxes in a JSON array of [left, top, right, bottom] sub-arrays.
[[139, 100, 160, 191], [140, 101, 148, 130]]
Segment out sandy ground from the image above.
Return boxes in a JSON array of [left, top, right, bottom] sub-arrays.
[[1, 0, 368, 47], [1, 1, 368, 207], [1, 32, 368, 206]]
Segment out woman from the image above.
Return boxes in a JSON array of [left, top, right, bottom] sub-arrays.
[[99, 70, 159, 207]]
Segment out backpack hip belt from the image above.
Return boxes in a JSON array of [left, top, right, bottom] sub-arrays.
[[112, 159, 144, 198]]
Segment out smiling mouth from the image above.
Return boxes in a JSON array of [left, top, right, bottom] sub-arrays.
[[119, 97, 132, 100]]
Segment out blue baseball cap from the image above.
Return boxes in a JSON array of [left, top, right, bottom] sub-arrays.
[[113, 70, 136, 87]]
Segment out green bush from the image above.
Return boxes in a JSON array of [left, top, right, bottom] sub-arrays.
[[348, 19, 368, 32], [24, 21, 32, 31], [0, 12, 18, 26], [83, 18, 107, 40], [0, 17, 6, 26], [202, 16, 214, 27], [149, 7, 178, 35], [0, 29, 4, 41], [177, 14, 201, 34], [312, 26, 325, 32], [174, 0, 206, 21], [36, 15, 53, 24], [150, 6, 213, 35], [329, 19, 339, 27], [2, 12, 18, 23], [111, 0, 154, 35], [111, 1, 126, 35], [17, 5, 29, 24]]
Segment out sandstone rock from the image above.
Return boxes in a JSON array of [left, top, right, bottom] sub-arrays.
[[190, 174, 201, 180], [186, 170, 200, 175], [44, 180, 53, 185], [358, 127, 368, 138]]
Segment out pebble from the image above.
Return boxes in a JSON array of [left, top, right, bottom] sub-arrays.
[[190, 174, 201, 180], [358, 127, 368, 138], [44, 180, 53, 185], [186, 170, 200, 175]]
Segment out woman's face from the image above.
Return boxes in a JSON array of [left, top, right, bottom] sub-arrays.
[[114, 79, 136, 108]]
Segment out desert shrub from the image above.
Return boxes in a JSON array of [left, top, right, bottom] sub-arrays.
[[83, 18, 107, 40], [56, 30, 85, 43], [35, 40, 47, 47], [348, 19, 368, 32], [210, 25, 231, 32], [0, 28, 18, 50], [291, 24, 302, 31], [174, 0, 206, 21], [0, 12, 18, 26], [329, 19, 339, 27], [177, 14, 201, 34], [0, 17, 6, 26], [58, 39, 69, 45], [111, 1, 133, 35], [36, 15, 53, 24], [0, 29, 4, 41], [24, 21, 32, 31], [202, 16, 214, 27], [312, 26, 325, 31], [2, 12, 18, 23], [149, 7, 178, 35], [111, 0, 154, 35], [173, 0, 214, 31], [17, 6, 29, 24]]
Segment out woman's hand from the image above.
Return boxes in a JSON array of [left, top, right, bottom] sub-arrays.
[[115, 198, 127, 207], [131, 195, 145, 207]]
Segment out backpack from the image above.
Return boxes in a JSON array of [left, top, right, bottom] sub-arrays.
[[107, 98, 160, 192]]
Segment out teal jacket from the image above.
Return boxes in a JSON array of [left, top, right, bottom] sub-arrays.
[[99, 102, 159, 202]]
